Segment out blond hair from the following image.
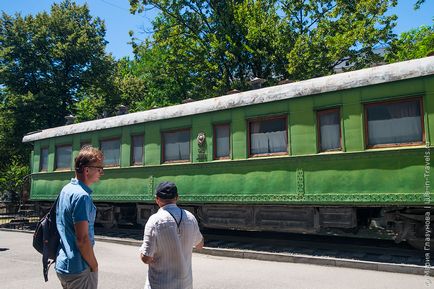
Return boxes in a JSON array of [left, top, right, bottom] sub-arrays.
[[74, 146, 104, 173]]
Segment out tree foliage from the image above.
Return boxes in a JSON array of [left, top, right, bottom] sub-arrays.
[[0, 90, 37, 167], [0, 158, 29, 203], [129, 0, 397, 98], [0, 0, 114, 128], [0, 0, 116, 199], [385, 25, 434, 63]]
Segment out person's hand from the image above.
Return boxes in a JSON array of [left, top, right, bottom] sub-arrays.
[[90, 265, 98, 272], [195, 238, 204, 250], [140, 253, 154, 264]]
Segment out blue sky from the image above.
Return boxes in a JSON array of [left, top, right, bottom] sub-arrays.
[[1, 0, 433, 59]]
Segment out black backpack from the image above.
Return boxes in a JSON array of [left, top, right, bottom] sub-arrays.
[[32, 196, 60, 282]]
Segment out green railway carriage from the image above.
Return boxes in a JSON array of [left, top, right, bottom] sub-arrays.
[[23, 57, 434, 247]]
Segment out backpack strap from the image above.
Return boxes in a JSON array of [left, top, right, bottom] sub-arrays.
[[166, 208, 183, 235], [42, 195, 60, 282]]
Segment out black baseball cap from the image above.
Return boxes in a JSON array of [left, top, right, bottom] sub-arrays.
[[155, 181, 178, 199]]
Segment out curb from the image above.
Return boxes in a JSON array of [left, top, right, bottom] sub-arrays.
[[0, 228, 34, 234], [2, 228, 428, 276], [198, 247, 428, 276]]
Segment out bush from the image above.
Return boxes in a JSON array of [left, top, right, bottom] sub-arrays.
[[0, 159, 30, 204]]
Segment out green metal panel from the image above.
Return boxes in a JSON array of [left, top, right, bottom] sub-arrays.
[[211, 110, 231, 123], [160, 117, 191, 130], [342, 89, 363, 152], [78, 132, 93, 145], [121, 127, 130, 168], [33, 142, 41, 173], [30, 147, 434, 205], [244, 100, 288, 118], [47, 140, 55, 172], [30, 150, 34, 174], [72, 136, 80, 169], [54, 135, 73, 146], [91, 133, 98, 147], [129, 123, 146, 135], [313, 91, 342, 109], [290, 97, 316, 155], [144, 122, 160, 165], [287, 113, 293, 155], [360, 78, 425, 102], [231, 108, 246, 160]]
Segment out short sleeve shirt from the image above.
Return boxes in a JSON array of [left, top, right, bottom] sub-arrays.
[[55, 178, 96, 274], [139, 204, 203, 289]]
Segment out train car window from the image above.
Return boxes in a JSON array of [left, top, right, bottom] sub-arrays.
[[365, 98, 424, 148], [214, 124, 230, 159], [248, 117, 287, 156], [162, 129, 191, 162], [40, 147, 49, 172], [317, 108, 342, 152], [55, 145, 72, 170], [131, 135, 144, 165], [101, 138, 121, 167]]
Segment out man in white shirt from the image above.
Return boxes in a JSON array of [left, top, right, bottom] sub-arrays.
[[139, 181, 204, 289]]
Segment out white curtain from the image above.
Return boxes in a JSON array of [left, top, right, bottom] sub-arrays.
[[368, 117, 422, 145], [132, 135, 144, 164], [319, 112, 340, 151], [250, 120, 287, 154], [368, 101, 422, 146], [164, 131, 190, 161], [215, 125, 230, 158]]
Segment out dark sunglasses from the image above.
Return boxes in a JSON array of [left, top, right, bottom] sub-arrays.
[[86, 166, 104, 172]]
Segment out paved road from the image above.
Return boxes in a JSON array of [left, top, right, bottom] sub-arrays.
[[0, 230, 430, 289]]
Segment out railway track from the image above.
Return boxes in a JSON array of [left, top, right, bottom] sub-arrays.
[[1, 218, 427, 268], [93, 226, 428, 267], [1, 223, 430, 275]]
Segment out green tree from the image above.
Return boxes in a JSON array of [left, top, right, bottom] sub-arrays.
[[129, 0, 397, 98], [0, 0, 116, 197], [113, 56, 154, 111], [282, 0, 397, 78], [0, 158, 29, 203], [0, 0, 114, 129], [385, 25, 434, 63], [0, 90, 41, 168], [129, 0, 284, 95]]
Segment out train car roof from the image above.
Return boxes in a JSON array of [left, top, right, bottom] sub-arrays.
[[22, 56, 434, 143]]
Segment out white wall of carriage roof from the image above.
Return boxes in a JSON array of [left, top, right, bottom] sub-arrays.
[[22, 56, 434, 143]]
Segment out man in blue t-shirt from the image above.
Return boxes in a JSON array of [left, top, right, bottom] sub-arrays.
[[55, 146, 104, 289]]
